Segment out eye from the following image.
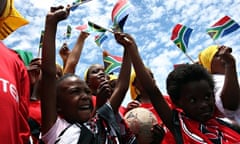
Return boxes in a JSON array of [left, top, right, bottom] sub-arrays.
[[204, 95, 210, 100], [214, 51, 221, 58], [70, 88, 80, 95], [189, 98, 196, 103], [91, 69, 98, 74], [85, 88, 92, 95], [205, 92, 212, 100]]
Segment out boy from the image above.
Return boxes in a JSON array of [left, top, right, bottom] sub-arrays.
[[115, 32, 240, 143], [40, 5, 136, 144]]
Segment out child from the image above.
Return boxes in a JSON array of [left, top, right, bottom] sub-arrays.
[[84, 64, 112, 96], [115, 32, 240, 143], [199, 45, 240, 125], [40, 5, 136, 144]]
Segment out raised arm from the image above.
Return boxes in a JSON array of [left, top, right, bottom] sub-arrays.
[[218, 46, 240, 110], [108, 36, 131, 113], [114, 32, 175, 132], [40, 5, 70, 134], [63, 31, 89, 74], [59, 43, 71, 69]]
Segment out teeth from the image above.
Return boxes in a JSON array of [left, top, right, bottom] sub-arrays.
[[79, 105, 90, 109]]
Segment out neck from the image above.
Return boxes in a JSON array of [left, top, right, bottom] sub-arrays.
[[138, 94, 151, 103]]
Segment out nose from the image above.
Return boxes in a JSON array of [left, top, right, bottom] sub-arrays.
[[97, 70, 106, 78], [99, 69, 105, 74], [80, 93, 91, 101], [198, 100, 210, 110]]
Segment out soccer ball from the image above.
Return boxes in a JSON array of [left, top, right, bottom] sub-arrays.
[[124, 107, 158, 144]]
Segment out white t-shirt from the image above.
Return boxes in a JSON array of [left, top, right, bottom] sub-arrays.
[[213, 74, 240, 124], [41, 103, 127, 144], [42, 117, 79, 144]]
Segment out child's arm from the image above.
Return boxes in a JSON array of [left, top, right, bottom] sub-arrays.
[[40, 5, 70, 134], [108, 37, 131, 113], [63, 31, 89, 74], [219, 46, 240, 110], [114, 32, 175, 132], [59, 43, 70, 69]]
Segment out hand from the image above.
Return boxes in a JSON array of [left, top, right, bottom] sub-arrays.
[[96, 74, 113, 100], [59, 43, 71, 61], [126, 100, 141, 111], [79, 31, 90, 40], [46, 5, 70, 24], [114, 32, 137, 47], [217, 45, 235, 67], [150, 124, 165, 144]]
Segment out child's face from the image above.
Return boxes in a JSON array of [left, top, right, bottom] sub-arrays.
[[177, 79, 215, 123], [87, 64, 108, 91], [58, 76, 93, 123]]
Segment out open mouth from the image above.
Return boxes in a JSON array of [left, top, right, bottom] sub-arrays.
[[201, 112, 212, 117], [78, 105, 91, 110], [199, 110, 213, 120]]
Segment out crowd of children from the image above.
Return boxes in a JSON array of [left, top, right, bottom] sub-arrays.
[[1, 0, 240, 144]]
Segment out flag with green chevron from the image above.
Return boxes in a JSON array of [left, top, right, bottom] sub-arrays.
[[171, 24, 193, 53], [88, 21, 107, 32], [66, 25, 72, 39], [206, 15, 240, 40], [70, 0, 92, 11], [103, 50, 122, 74]]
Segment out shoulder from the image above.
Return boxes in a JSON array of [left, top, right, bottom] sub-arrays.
[[0, 43, 27, 74], [0, 42, 21, 60], [42, 117, 71, 144]]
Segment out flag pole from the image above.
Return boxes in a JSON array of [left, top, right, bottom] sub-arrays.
[[70, 0, 93, 9], [184, 53, 195, 63], [37, 47, 41, 58], [213, 39, 221, 47], [99, 45, 105, 52], [38, 30, 44, 58]]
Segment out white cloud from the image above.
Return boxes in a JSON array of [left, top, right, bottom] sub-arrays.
[[3, 0, 240, 106]]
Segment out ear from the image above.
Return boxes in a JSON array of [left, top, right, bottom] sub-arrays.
[[85, 76, 91, 86], [57, 107, 62, 113], [56, 102, 62, 113]]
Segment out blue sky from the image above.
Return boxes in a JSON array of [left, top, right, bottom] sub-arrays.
[[3, 0, 240, 106]]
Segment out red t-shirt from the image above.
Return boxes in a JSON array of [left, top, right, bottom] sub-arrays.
[[29, 100, 41, 125], [0, 42, 30, 144]]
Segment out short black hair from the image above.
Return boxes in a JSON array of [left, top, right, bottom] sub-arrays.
[[57, 73, 79, 84], [56, 73, 81, 93], [166, 64, 214, 104]]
